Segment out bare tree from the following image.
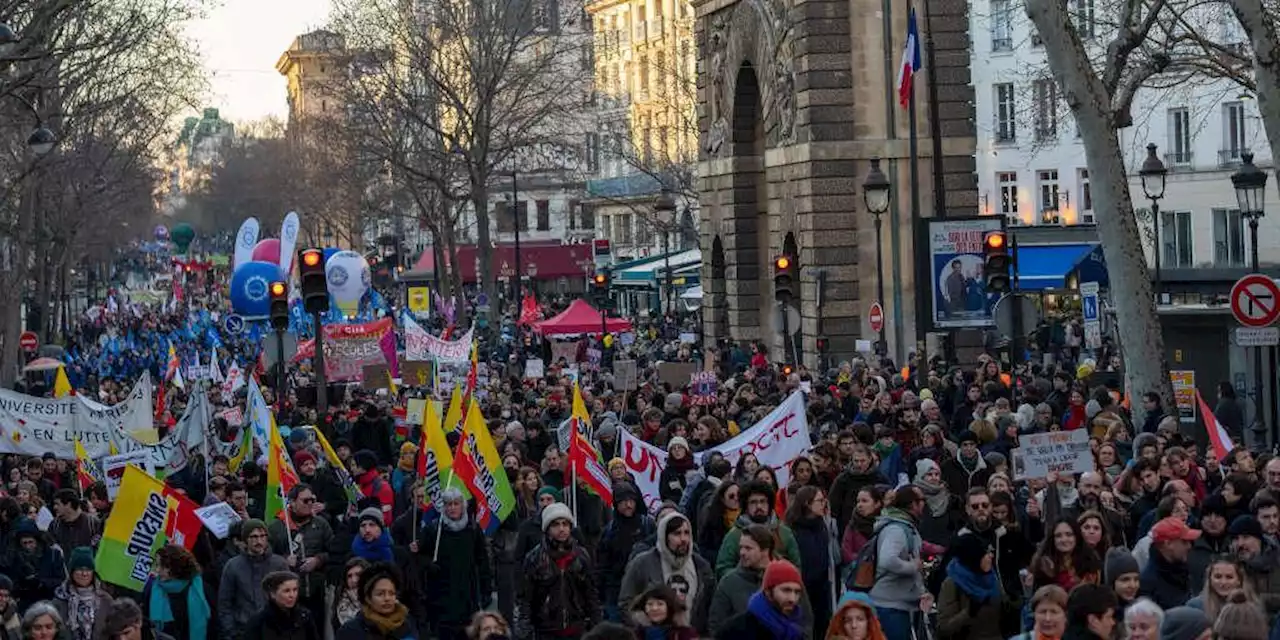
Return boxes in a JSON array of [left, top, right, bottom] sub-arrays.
[[328, 0, 595, 313]]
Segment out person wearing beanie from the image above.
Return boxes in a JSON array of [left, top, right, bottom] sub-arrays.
[[1105, 547, 1141, 604], [1227, 515, 1280, 616], [629, 584, 696, 640], [713, 480, 802, 579], [11, 518, 64, 609], [391, 442, 418, 498], [1160, 606, 1211, 640], [937, 533, 1003, 640], [350, 449, 393, 526], [1212, 590, 1268, 640], [515, 502, 600, 638], [619, 512, 714, 633], [1189, 494, 1232, 593], [714, 559, 805, 639], [219, 518, 288, 640], [421, 486, 492, 640], [293, 450, 343, 523], [51, 546, 112, 640], [597, 481, 655, 623], [941, 429, 991, 497], [912, 458, 956, 547], [660, 436, 696, 504]]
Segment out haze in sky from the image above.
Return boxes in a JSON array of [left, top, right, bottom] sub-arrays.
[[186, 0, 334, 123]]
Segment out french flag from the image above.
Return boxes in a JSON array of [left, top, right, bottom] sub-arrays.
[[1196, 389, 1235, 460], [896, 8, 922, 108]]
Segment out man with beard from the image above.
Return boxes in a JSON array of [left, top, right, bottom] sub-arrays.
[[1046, 471, 1127, 547], [1228, 515, 1280, 617], [1139, 517, 1198, 610], [421, 487, 492, 640], [266, 484, 332, 628], [829, 444, 887, 535], [293, 451, 344, 522], [708, 524, 815, 631], [714, 560, 807, 640], [619, 512, 714, 633], [930, 488, 1031, 606], [1188, 495, 1231, 593], [516, 502, 601, 639], [597, 483, 655, 622], [714, 481, 801, 578]]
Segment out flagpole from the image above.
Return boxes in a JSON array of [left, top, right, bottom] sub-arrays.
[[431, 468, 456, 562]]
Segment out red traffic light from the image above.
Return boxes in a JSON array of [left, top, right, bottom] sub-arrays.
[[301, 249, 323, 268], [985, 231, 1007, 250], [775, 256, 792, 270], [269, 281, 287, 298], [593, 273, 607, 285]]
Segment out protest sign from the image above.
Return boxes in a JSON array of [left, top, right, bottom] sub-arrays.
[[401, 361, 433, 388], [550, 340, 579, 365], [690, 371, 718, 405], [613, 360, 637, 391], [323, 318, 397, 381], [103, 451, 154, 499], [1011, 429, 1095, 480], [525, 358, 545, 379], [195, 502, 241, 539], [405, 318, 473, 362], [362, 364, 393, 391], [1171, 370, 1196, 423], [218, 407, 244, 427], [658, 362, 698, 388], [406, 398, 427, 426], [619, 391, 810, 511]]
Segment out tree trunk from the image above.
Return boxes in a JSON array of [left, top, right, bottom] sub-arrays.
[[1025, 0, 1174, 424], [445, 223, 468, 327], [1229, 0, 1280, 167], [471, 183, 497, 326]]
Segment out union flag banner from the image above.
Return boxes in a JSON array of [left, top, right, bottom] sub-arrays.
[[450, 400, 515, 535], [96, 466, 201, 591]]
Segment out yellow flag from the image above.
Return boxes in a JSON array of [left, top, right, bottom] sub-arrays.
[[442, 384, 463, 433], [422, 399, 465, 508], [571, 382, 593, 432], [387, 370, 398, 397], [53, 366, 72, 398]]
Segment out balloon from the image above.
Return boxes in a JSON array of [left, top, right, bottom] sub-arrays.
[[251, 238, 281, 266], [154, 225, 169, 240], [322, 247, 340, 265], [229, 261, 285, 318], [325, 250, 370, 318], [170, 223, 195, 253]]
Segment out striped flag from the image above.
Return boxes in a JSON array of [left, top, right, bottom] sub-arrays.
[[74, 437, 98, 491], [1197, 390, 1235, 461], [896, 8, 921, 108]]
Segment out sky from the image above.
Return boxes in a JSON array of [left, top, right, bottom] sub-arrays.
[[186, 0, 334, 123]]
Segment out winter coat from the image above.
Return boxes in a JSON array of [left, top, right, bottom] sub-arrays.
[[420, 520, 493, 627], [597, 511, 656, 604], [828, 467, 887, 535], [707, 565, 814, 635], [1188, 534, 1231, 594], [334, 612, 421, 640], [8, 544, 65, 609], [241, 602, 323, 640], [266, 515, 333, 599], [659, 458, 695, 504], [218, 551, 290, 639], [1139, 549, 1193, 610], [1241, 545, 1280, 618], [713, 515, 802, 579], [940, 455, 991, 497], [867, 509, 925, 612], [618, 542, 714, 632], [937, 578, 1006, 640], [791, 515, 838, 623], [354, 470, 394, 526], [515, 538, 601, 638], [50, 582, 113, 640], [713, 608, 795, 640]]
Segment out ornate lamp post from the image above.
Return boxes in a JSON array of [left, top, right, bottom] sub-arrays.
[[1139, 143, 1167, 301], [1231, 151, 1268, 445], [862, 157, 891, 356]]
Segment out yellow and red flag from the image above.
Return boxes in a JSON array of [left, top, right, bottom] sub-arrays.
[[74, 437, 97, 491], [265, 412, 298, 524]]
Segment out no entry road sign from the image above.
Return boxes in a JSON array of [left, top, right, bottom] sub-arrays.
[[1231, 274, 1280, 328], [869, 302, 885, 333]]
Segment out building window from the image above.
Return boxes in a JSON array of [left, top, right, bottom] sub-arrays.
[[496, 202, 514, 233], [536, 200, 550, 231], [1078, 168, 1094, 224], [1161, 210, 1194, 268], [1034, 79, 1058, 141], [1168, 107, 1192, 165], [636, 217, 652, 245], [994, 83, 1016, 143], [1222, 101, 1247, 165], [581, 203, 596, 229], [1213, 208, 1246, 267], [1037, 169, 1060, 224], [618, 213, 633, 244], [997, 171, 1019, 224], [568, 200, 579, 230], [601, 214, 612, 240], [990, 0, 1013, 51], [1073, 0, 1095, 37]]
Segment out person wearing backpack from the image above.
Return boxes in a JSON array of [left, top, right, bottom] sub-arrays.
[[866, 485, 931, 640]]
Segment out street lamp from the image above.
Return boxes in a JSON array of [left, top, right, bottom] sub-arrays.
[[1139, 143, 1167, 301], [862, 157, 891, 356], [654, 188, 677, 318], [1230, 151, 1269, 446]]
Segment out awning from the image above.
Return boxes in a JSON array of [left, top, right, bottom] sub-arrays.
[[403, 242, 596, 282], [616, 248, 701, 284], [680, 285, 703, 300], [1014, 243, 1097, 290]]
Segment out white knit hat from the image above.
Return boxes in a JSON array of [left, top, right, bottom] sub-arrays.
[[541, 502, 575, 532]]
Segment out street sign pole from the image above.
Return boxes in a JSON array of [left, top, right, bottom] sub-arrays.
[[1081, 282, 1101, 350], [312, 310, 327, 424], [1230, 273, 1280, 443]]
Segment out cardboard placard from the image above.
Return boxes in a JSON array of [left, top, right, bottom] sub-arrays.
[[1011, 429, 1095, 480], [362, 364, 392, 391], [401, 360, 433, 388], [195, 502, 242, 539], [525, 358, 545, 379], [658, 362, 699, 388], [406, 398, 427, 426], [614, 359, 638, 390]]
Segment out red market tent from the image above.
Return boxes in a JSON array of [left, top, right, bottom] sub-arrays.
[[533, 299, 633, 336]]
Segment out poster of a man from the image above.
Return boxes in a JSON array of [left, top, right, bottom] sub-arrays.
[[928, 218, 1002, 329]]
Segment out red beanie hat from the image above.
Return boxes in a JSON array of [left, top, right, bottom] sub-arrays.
[[293, 451, 316, 467], [762, 560, 803, 592]]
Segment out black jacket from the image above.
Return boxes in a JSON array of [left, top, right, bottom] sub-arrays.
[[335, 612, 421, 640], [828, 466, 887, 535], [713, 608, 794, 640], [1139, 549, 1193, 610], [515, 538, 601, 638], [242, 602, 323, 640], [420, 520, 493, 627]]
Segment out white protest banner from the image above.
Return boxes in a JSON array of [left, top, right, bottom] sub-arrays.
[[218, 407, 244, 427], [108, 391, 213, 473], [195, 502, 241, 539], [405, 316, 474, 362], [1011, 429, 1095, 480], [103, 451, 153, 499], [620, 391, 810, 511], [525, 358, 545, 380]]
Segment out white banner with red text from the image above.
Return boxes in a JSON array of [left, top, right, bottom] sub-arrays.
[[618, 391, 810, 511]]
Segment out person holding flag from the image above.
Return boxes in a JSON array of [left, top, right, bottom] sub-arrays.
[[267, 483, 333, 633], [419, 486, 492, 640]]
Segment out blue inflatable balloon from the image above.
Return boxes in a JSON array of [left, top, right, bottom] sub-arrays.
[[230, 260, 285, 319], [323, 247, 340, 265]]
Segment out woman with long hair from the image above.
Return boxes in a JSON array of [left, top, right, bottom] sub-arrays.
[[733, 454, 761, 484], [1027, 518, 1101, 592], [753, 466, 780, 494], [825, 592, 886, 640], [141, 544, 212, 640], [243, 571, 322, 640], [332, 558, 370, 633], [514, 466, 540, 521], [1077, 511, 1112, 558], [1187, 558, 1257, 620], [785, 486, 839, 633], [697, 481, 739, 561], [465, 611, 510, 640], [841, 486, 885, 564], [776, 456, 816, 516]]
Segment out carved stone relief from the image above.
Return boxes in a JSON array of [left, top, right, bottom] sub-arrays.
[[702, 0, 797, 155]]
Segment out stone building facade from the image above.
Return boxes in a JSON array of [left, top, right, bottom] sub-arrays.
[[694, 0, 979, 366]]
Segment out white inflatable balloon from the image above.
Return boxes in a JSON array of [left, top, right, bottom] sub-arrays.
[[233, 217, 260, 270], [278, 211, 301, 275], [325, 250, 370, 318]]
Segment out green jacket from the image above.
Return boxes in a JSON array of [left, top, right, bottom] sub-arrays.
[[713, 516, 802, 579]]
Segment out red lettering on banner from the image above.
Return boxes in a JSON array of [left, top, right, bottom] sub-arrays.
[[726, 411, 799, 460], [623, 440, 663, 483]]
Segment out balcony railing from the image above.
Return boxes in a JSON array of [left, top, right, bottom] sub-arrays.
[[1164, 151, 1193, 167], [991, 36, 1013, 51], [1219, 147, 1247, 167]]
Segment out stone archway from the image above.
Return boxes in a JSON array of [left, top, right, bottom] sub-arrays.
[[704, 235, 730, 346]]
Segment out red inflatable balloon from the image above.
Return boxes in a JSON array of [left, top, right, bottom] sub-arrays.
[[250, 238, 281, 266]]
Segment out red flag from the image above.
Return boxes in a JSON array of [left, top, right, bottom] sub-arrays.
[[153, 384, 166, 423], [518, 293, 540, 326], [568, 428, 612, 506], [160, 486, 203, 550], [1197, 390, 1235, 461]]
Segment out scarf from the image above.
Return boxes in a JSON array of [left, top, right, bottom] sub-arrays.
[[441, 509, 469, 533], [851, 511, 876, 538], [336, 589, 361, 627], [148, 577, 210, 640], [946, 558, 1000, 602], [872, 440, 897, 461], [352, 530, 395, 562], [67, 585, 97, 640], [957, 451, 983, 474], [916, 479, 951, 517], [723, 508, 741, 530], [362, 602, 409, 635], [746, 591, 804, 640]]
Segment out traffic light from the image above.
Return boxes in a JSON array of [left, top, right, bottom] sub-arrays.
[[591, 269, 611, 305], [780, 363, 794, 376], [983, 231, 1012, 294], [773, 255, 795, 302], [298, 248, 329, 314], [269, 281, 290, 331]]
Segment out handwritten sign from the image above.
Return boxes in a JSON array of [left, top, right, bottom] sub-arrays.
[[614, 359, 637, 391], [1011, 429, 1094, 480], [690, 371, 718, 405], [103, 451, 154, 500], [195, 502, 242, 539], [524, 358, 544, 380]]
